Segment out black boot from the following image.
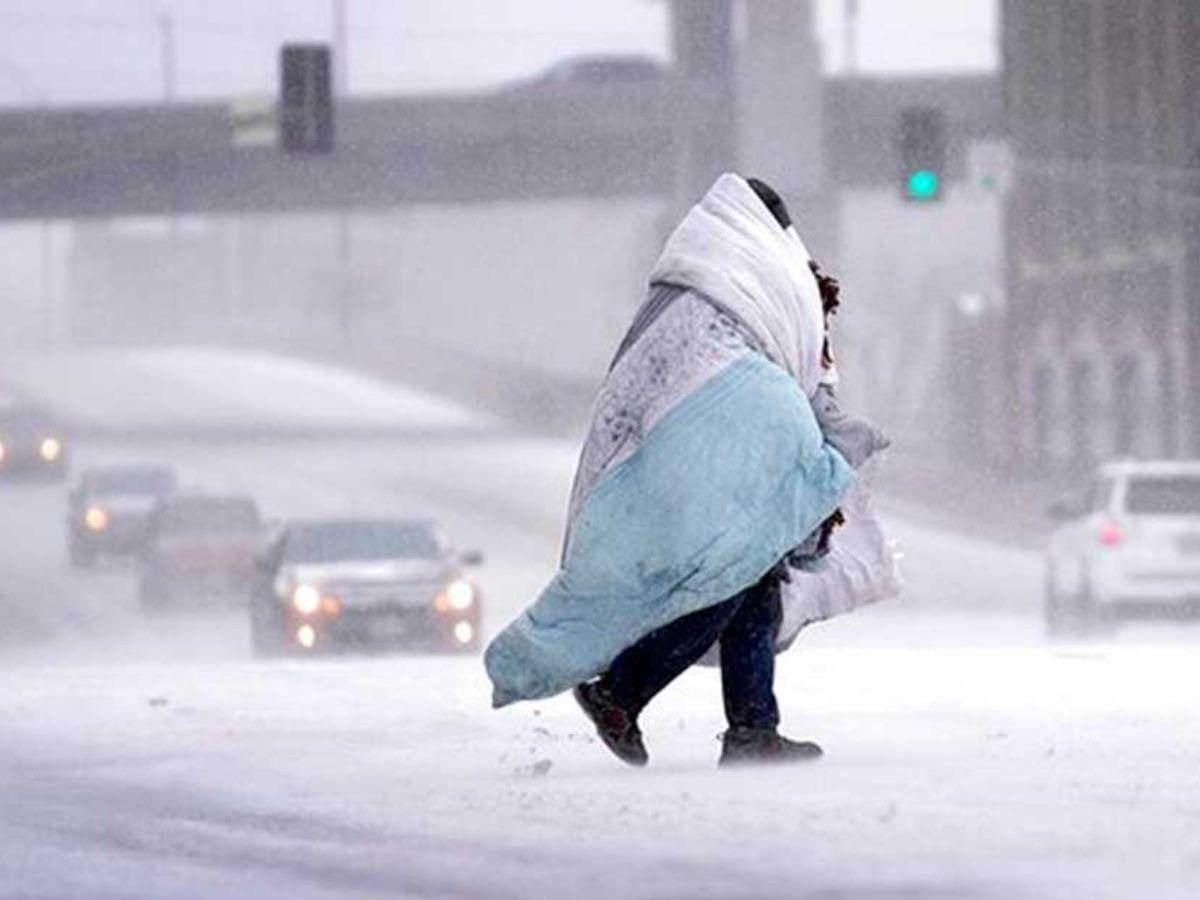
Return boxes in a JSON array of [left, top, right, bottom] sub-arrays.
[[719, 727, 823, 767], [573, 681, 649, 767]]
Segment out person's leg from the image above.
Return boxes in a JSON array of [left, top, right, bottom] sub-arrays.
[[577, 591, 750, 766], [717, 573, 823, 765], [719, 574, 783, 731], [599, 594, 745, 717]]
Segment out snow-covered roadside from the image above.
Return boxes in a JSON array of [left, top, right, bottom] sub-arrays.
[[0, 347, 488, 435], [882, 505, 1044, 613], [3, 639, 1200, 900]]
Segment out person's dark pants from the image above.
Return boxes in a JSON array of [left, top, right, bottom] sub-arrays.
[[597, 571, 783, 730]]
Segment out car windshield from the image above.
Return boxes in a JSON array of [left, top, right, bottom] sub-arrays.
[[0, 405, 54, 434], [1124, 477, 1200, 515], [159, 499, 260, 535], [285, 522, 443, 563], [88, 469, 176, 495]]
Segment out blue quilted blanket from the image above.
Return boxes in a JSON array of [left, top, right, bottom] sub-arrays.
[[485, 351, 853, 707]]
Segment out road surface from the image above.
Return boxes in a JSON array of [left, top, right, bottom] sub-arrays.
[[2, 352, 1199, 899]]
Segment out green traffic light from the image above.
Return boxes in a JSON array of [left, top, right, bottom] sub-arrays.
[[907, 169, 940, 201]]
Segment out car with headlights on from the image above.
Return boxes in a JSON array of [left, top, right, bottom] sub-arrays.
[[139, 494, 263, 611], [68, 465, 178, 567], [1045, 460, 1200, 637], [0, 400, 67, 481], [249, 518, 483, 655]]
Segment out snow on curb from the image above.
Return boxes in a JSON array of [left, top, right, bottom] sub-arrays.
[[0, 346, 490, 436]]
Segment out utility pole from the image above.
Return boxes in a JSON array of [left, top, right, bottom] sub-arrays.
[[332, 0, 353, 340], [159, 9, 176, 103], [159, 8, 179, 237], [40, 222, 53, 348], [844, 0, 859, 75], [332, 0, 348, 96]]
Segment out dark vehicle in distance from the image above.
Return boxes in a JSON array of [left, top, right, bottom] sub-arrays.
[[68, 465, 178, 567], [509, 53, 668, 91], [140, 494, 262, 611], [0, 400, 67, 480], [250, 519, 483, 655]]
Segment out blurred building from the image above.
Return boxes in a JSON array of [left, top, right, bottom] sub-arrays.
[[826, 74, 1005, 457], [1002, 1, 1200, 473]]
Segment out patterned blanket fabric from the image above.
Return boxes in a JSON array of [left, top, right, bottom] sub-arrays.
[[563, 289, 761, 551]]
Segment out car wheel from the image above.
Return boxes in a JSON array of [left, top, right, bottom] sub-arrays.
[[1045, 562, 1097, 640], [456, 631, 481, 654], [69, 536, 97, 569], [139, 572, 169, 614], [249, 606, 286, 657]]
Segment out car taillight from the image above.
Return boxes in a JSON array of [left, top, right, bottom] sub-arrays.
[[1098, 521, 1124, 547]]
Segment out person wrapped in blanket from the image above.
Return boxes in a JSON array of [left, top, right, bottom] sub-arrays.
[[484, 174, 892, 767]]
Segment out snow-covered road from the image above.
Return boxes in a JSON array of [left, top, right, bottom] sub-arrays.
[[3, 352, 1200, 899], [3, 638, 1199, 900]]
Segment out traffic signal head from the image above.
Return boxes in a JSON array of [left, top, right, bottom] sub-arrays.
[[898, 106, 947, 202], [280, 43, 334, 154], [907, 169, 940, 201]]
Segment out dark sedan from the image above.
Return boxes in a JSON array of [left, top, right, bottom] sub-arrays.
[[67, 465, 179, 567], [0, 401, 67, 481]]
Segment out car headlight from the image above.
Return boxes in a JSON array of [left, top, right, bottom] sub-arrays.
[[0, 440, 6, 463], [84, 506, 109, 531], [445, 580, 474, 611], [296, 624, 317, 649], [292, 583, 322, 615], [39, 437, 62, 462]]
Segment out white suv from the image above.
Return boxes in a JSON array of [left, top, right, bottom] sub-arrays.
[[1045, 461, 1200, 637]]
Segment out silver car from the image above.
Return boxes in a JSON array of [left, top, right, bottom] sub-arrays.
[[1045, 460, 1200, 636]]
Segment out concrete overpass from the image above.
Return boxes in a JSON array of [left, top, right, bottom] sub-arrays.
[[0, 74, 1000, 221], [0, 85, 679, 220]]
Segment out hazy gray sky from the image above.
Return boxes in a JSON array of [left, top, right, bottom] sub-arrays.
[[0, 1, 996, 106]]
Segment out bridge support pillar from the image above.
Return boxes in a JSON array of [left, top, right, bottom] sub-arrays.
[[670, 0, 737, 203], [669, 0, 833, 260], [738, 0, 833, 260]]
